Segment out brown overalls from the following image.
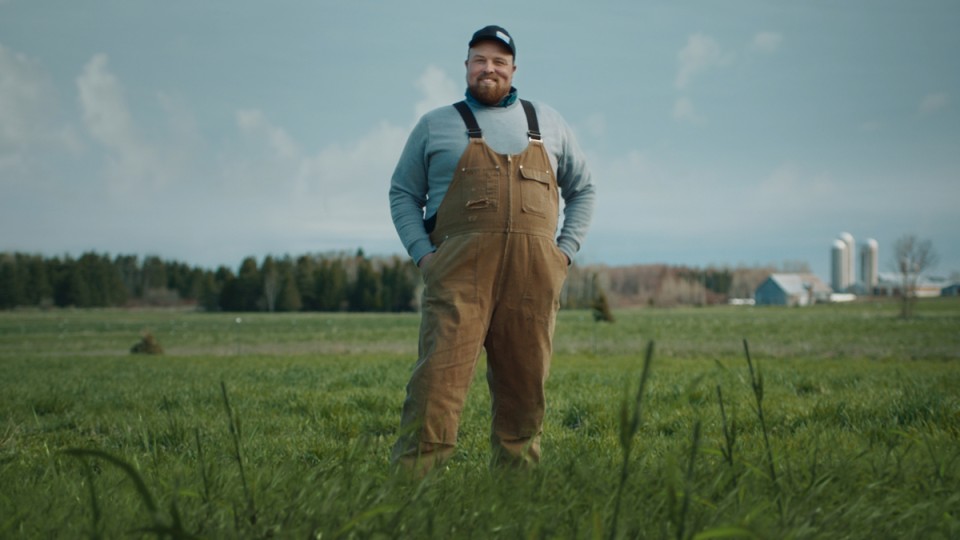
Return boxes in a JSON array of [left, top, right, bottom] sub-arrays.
[[392, 100, 569, 472]]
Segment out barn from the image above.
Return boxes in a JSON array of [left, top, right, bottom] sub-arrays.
[[754, 273, 832, 307]]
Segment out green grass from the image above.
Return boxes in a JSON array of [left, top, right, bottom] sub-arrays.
[[1, 298, 958, 538]]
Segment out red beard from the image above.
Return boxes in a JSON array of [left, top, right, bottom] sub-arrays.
[[468, 78, 510, 105]]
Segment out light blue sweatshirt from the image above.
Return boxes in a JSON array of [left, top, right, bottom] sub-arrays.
[[389, 90, 596, 265]]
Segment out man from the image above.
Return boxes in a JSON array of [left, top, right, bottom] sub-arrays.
[[388, 25, 596, 473]]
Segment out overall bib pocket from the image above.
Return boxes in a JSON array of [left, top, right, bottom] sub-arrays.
[[518, 165, 554, 218]]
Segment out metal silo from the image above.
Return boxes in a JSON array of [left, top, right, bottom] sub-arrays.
[[839, 232, 855, 289], [831, 239, 847, 293], [860, 238, 879, 292]]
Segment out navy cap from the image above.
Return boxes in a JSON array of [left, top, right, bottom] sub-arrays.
[[469, 25, 516, 57]]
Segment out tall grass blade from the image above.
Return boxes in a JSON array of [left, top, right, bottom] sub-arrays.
[[742, 339, 783, 522], [80, 459, 103, 540], [693, 526, 762, 539], [716, 385, 736, 471], [676, 420, 702, 540], [64, 448, 158, 515], [220, 380, 256, 525], [609, 340, 655, 540], [64, 448, 199, 538], [194, 428, 211, 503]]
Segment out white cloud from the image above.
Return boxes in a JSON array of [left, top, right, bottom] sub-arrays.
[[918, 92, 948, 115], [0, 43, 82, 186], [77, 54, 168, 191], [237, 108, 299, 159], [675, 34, 730, 89], [414, 65, 460, 119], [0, 43, 60, 151], [77, 55, 134, 151], [750, 32, 782, 54]]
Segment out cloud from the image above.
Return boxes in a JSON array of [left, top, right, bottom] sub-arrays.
[[675, 34, 730, 89], [237, 109, 299, 159], [77, 55, 135, 150], [918, 92, 948, 115], [76, 54, 169, 191], [414, 65, 460, 119], [750, 32, 782, 54], [0, 44, 63, 151], [0, 43, 82, 186]]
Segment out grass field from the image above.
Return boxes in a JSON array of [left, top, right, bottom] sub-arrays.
[[1, 298, 958, 538]]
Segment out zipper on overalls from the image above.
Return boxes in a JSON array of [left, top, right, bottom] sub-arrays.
[[493, 153, 514, 304], [505, 155, 514, 233]]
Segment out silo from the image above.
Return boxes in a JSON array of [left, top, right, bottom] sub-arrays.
[[860, 238, 879, 292], [831, 239, 847, 293], [839, 232, 855, 289]]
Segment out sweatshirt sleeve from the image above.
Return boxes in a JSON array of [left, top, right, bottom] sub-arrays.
[[389, 117, 435, 264], [553, 115, 596, 262]]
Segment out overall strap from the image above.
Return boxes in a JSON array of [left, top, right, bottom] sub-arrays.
[[453, 101, 483, 138], [520, 99, 541, 141], [453, 100, 542, 141]]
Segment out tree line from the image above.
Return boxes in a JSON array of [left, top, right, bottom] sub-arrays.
[[0, 250, 609, 312], [0, 251, 421, 312], [1, 249, 801, 312]]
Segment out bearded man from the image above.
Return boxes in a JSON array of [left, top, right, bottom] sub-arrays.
[[388, 25, 596, 473]]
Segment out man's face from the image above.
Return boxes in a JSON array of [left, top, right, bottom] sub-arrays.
[[465, 40, 516, 106]]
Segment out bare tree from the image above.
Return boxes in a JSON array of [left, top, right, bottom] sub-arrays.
[[891, 234, 938, 318]]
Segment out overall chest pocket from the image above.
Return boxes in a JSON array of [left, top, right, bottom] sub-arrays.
[[518, 165, 555, 217], [459, 167, 501, 212]]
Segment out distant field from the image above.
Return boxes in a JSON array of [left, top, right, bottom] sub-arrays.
[[1, 298, 958, 538]]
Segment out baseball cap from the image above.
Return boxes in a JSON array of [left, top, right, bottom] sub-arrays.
[[469, 25, 516, 57]]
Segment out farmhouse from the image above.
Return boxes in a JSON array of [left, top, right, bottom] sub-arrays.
[[754, 273, 832, 307], [872, 272, 949, 298]]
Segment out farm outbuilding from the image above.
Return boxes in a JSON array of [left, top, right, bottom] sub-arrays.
[[872, 272, 949, 298], [754, 273, 832, 307]]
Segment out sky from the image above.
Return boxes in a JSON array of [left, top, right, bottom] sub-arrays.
[[2, 0, 958, 284]]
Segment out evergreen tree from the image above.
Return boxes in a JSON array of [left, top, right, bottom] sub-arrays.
[[237, 256, 262, 311], [349, 252, 382, 312], [53, 257, 91, 307], [276, 262, 302, 312], [197, 271, 222, 311], [114, 255, 142, 298], [0, 255, 22, 309], [142, 256, 168, 293], [315, 258, 347, 311], [379, 256, 416, 311], [24, 254, 53, 306], [295, 255, 317, 310], [214, 266, 239, 311], [76, 252, 127, 306]]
